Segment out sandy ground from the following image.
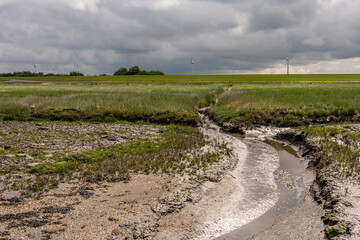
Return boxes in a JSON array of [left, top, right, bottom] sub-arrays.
[[316, 169, 360, 240], [0, 174, 175, 240], [2, 120, 359, 240], [0, 119, 239, 240]]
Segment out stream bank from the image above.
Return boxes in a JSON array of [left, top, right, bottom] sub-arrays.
[[275, 129, 360, 240], [155, 112, 325, 239], [195, 102, 360, 240]]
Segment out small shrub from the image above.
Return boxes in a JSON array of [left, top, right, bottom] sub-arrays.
[[29, 176, 48, 192], [325, 225, 346, 239], [323, 213, 332, 223]]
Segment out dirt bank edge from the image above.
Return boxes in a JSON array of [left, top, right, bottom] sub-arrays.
[[274, 130, 357, 240]]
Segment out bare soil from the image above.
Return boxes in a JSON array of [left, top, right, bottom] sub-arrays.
[[0, 120, 237, 240], [0, 174, 172, 239], [2, 120, 359, 240]]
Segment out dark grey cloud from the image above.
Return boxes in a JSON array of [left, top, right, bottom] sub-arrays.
[[0, 0, 359, 75], [247, 0, 317, 32]]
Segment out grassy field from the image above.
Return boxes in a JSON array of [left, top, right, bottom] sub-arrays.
[[2, 75, 360, 194], [1, 74, 360, 84], [208, 83, 360, 126], [1, 78, 360, 126], [0, 83, 225, 125]]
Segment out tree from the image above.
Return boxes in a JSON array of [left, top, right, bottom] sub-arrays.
[[148, 70, 164, 75], [69, 71, 84, 76], [139, 70, 148, 75], [113, 66, 165, 76], [128, 66, 141, 75], [114, 67, 128, 75]]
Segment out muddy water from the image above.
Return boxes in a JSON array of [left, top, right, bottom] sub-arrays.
[[192, 133, 279, 240], [181, 112, 306, 240], [215, 138, 305, 240]]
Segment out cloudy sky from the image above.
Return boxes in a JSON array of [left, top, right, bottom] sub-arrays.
[[0, 0, 359, 75]]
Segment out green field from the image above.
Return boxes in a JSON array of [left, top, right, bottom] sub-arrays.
[[209, 83, 360, 126], [0, 83, 225, 124], [2, 75, 360, 193], [1, 76, 360, 126], [1, 74, 360, 84]]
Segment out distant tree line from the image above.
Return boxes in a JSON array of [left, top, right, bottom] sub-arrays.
[[0, 71, 46, 77], [0, 71, 84, 77], [0, 67, 164, 77], [114, 66, 164, 75]]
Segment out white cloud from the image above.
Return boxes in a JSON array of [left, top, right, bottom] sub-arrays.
[[62, 0, 100, 13], [122, 0, 180, 10], [251, 58, 360, 75], [152, 0, 180, 10]]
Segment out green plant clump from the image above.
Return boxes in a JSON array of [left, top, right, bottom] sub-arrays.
[[299, 125, 360, 177], [325, 225, 346, 239], [323, 213, 332, 223], [25, 124, 223, 192]]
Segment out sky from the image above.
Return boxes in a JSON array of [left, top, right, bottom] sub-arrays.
[[0, 0, 360, 75]]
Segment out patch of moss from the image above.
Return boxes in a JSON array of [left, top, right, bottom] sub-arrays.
[[325, 225, 346, 239], [323, 213, 332, 224]]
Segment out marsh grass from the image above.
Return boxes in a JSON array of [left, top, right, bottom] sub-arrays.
[[2, 78, 360, 126], [325, 225, 346, 239], [25, 125, 223, 192], [209, 83, 360, 126], [0, 83, 225, 124], [299, 125, 360, 178], [1, 74, 360, 83]]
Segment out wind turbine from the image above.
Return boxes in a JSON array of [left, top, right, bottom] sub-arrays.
[[191, 58, 195, 75], [52, 67, 55, 75], [286, 58, 290, 75], [34, 64, 38, 74]]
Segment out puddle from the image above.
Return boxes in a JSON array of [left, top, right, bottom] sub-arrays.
[[216, 139, 305, 240]]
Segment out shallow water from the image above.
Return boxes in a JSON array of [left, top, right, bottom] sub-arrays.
[[194, 137, 280, 240], [215, 138, 305, 240], [156, 111, 306, 240]]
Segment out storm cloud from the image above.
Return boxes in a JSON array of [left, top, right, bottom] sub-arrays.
[[0, 0, 359, 75]]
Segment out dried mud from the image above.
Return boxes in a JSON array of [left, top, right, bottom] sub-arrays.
[[0, 120, 237, 239], [1, 118, 360, 240]]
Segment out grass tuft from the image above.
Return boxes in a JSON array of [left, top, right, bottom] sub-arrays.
[[0, 83, 225, 125], [209, 83, 360, 127]]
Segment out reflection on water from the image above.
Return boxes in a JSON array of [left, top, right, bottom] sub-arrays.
[[263, 139, 298, 157]]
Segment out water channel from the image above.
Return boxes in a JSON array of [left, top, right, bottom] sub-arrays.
[[195, 112, 306, 239], [215, 138, 305, 239]]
